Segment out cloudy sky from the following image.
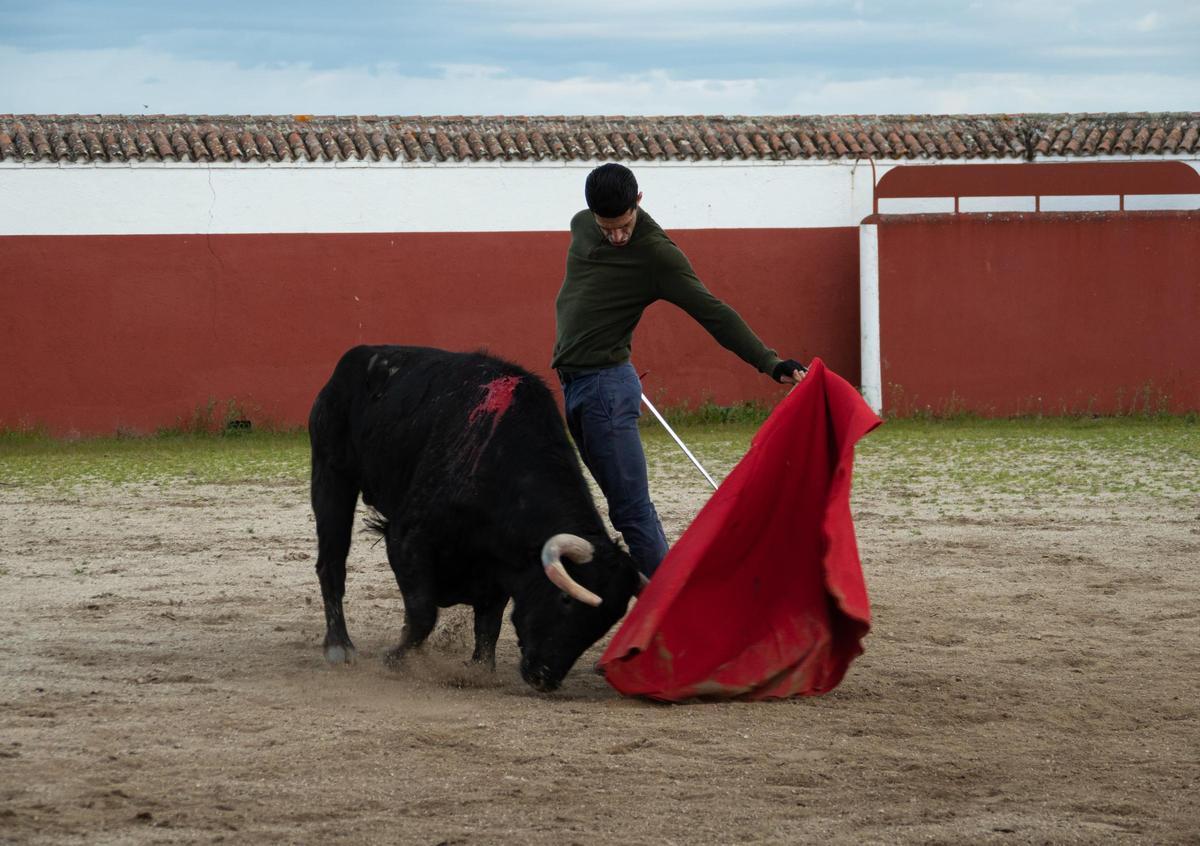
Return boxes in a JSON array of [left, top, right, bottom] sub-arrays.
[[2, 0, 1197, 116]]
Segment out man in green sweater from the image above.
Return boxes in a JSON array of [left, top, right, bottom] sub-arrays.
[[552, 163, 807, 577]]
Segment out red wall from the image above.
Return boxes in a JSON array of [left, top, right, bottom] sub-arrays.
[[877, 211, 1200, 416], [0, 228, 858, 435]]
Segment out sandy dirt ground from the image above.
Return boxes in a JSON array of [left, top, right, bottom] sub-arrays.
[[1, 439, 1198, 845]]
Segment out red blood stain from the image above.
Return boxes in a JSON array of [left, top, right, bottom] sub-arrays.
[[463, 376, 522, 474], [468, 376, 521, 425]]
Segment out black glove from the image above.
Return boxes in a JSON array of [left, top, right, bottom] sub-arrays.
[[772, 359, 808, 383]]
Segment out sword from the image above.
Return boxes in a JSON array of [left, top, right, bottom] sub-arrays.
[[640, 392, 719, 491]]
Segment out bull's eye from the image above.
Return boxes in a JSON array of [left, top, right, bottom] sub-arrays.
[[560, 593, 574, 606]]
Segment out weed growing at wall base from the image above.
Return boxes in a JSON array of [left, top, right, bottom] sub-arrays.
[[884, 381, 1190, 421], [642, 397, 773, 427], [0, 421, 52, 443], [158, 397, 288, 437]]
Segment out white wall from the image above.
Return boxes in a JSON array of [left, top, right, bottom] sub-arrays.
[[2, 156, 1196, 237], [0, 159, 882, 236]]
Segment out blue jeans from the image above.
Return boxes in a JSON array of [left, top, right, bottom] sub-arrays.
[[561, 363, 669, 577]]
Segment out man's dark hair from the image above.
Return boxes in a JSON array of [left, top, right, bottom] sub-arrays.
[[585, 163, 639, 218]]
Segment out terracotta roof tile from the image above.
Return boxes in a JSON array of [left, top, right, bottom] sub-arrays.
[[1115, 125, 1135, 154], [51, 131, 72, 160], [14, 128, 34, 159], [34, 131, 54, 160], [184, 130, 204, 161], [1, 114, 1197, 165], [1162, 124, 1181, 153], [222, 131, 242, 161], [303, 131, 323, 161]]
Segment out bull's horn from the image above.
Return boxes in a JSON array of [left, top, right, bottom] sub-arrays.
[[541, 534, 602, 607]]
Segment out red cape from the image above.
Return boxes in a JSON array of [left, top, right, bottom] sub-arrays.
[[598, 358, 881, 701]]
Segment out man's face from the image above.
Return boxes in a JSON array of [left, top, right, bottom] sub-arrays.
[[593, 193, 642, 247]]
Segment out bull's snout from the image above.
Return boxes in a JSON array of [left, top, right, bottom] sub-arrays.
[[520, 658, 562, 693]]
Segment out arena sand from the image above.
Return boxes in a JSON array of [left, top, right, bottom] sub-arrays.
[[0, 423, 1197, 844]]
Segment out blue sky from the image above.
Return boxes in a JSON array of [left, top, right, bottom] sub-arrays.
[[2, 0, 1197, 115]]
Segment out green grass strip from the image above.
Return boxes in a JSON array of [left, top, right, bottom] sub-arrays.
[[1, 418, 1195, 502]]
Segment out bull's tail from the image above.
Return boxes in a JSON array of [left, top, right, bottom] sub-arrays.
[[363, 509, 389, 543]]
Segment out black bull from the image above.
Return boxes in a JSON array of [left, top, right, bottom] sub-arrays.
[[308, 345, 642, 691]]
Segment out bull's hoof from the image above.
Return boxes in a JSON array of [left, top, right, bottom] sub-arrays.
[[383, 645, 408, 668], [323, 644, 357, 665], [469, 655, 498, 672]]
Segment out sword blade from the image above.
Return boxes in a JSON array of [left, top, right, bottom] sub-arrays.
[[640, 393, 719, 491]]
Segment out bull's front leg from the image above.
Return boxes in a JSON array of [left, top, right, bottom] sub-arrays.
[[385, 595, 438, 666], [383, 530, 439, 667], [470, 593, 508, 670]]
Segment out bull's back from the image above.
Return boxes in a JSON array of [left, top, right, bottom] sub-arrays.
[[311, 344, 451, 421], [310, 345, 562, 497]]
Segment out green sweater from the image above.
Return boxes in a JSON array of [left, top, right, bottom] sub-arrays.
[[551, 208, 782, 376]]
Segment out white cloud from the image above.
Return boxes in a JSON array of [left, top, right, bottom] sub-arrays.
[[784, 72, 1200, 116], [1044, 45, 1182, 59], [457, 0, 806, 12], [1, 45, 1197, 117], [431, 64, 510, 82], [1135, 11, 1161, 32], [505, 19, 878, 41]]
